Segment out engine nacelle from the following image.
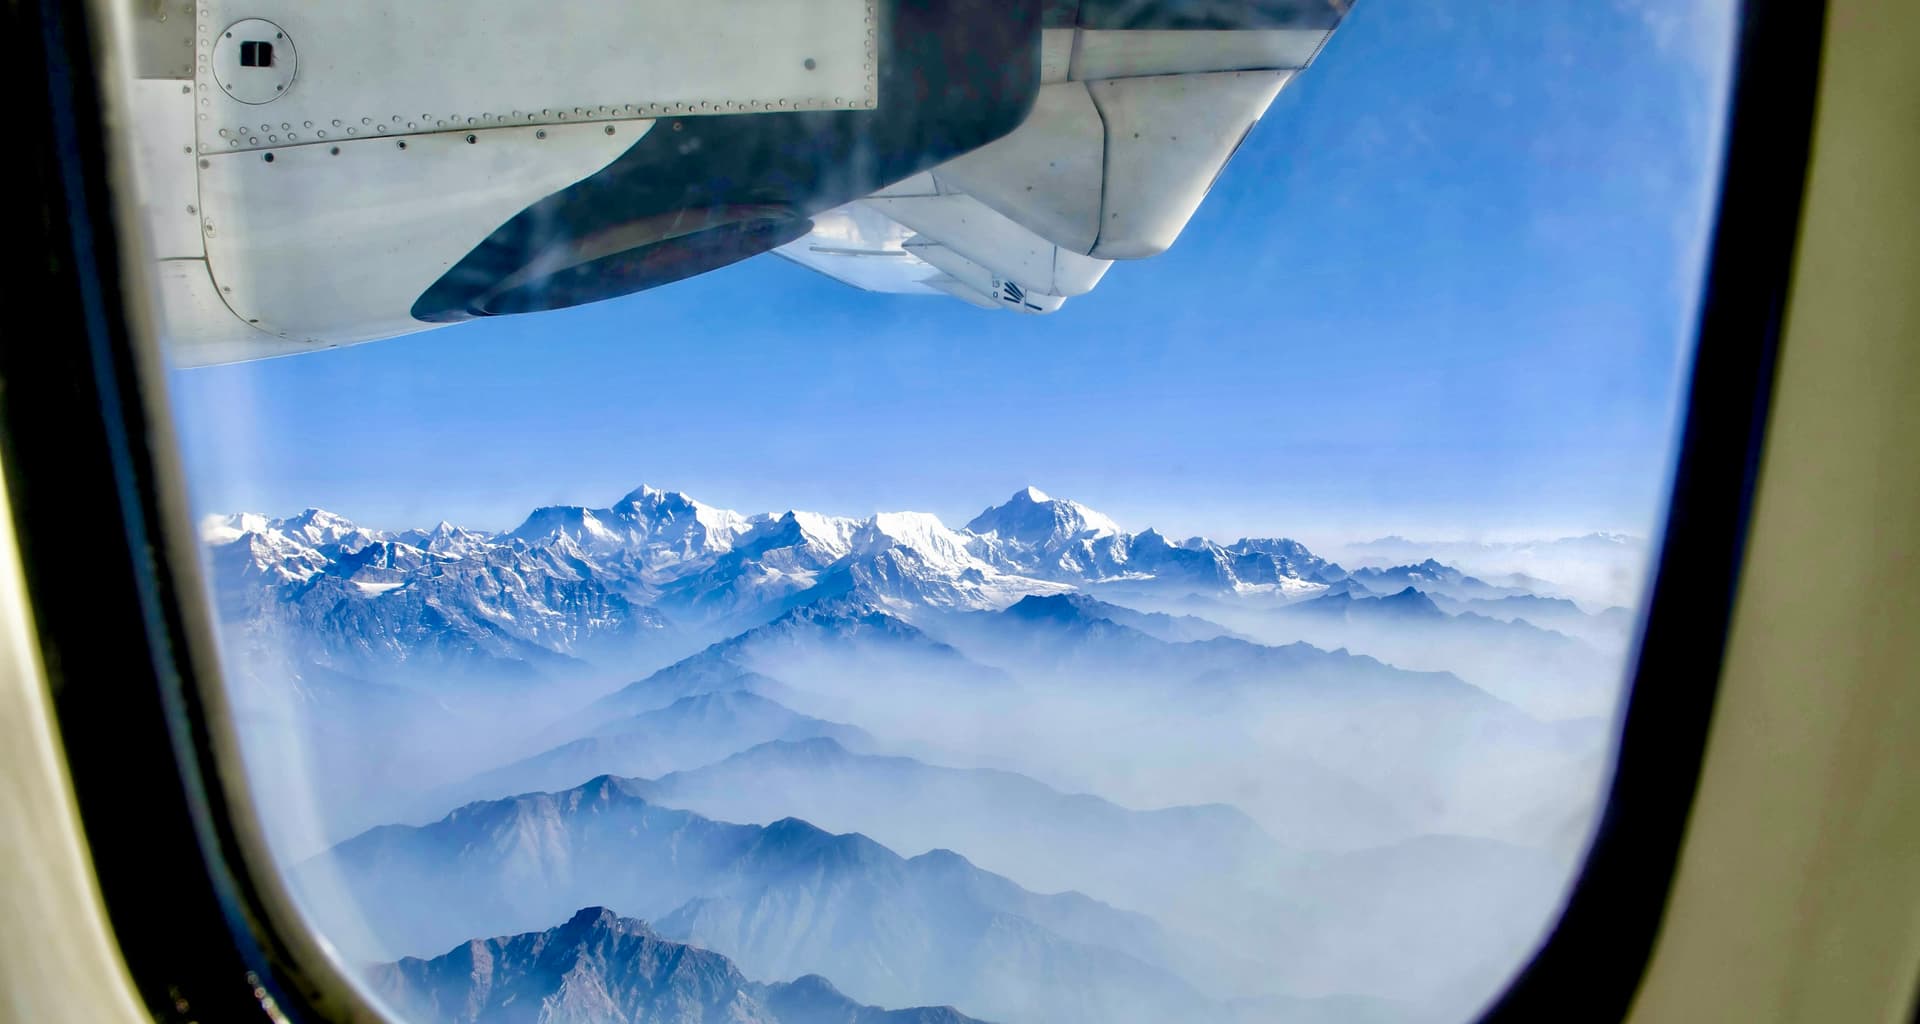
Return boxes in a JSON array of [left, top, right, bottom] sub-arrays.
[[124, 0, 1042, 364]]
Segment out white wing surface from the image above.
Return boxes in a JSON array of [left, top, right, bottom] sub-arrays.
[[773, 23, 1336, 313]]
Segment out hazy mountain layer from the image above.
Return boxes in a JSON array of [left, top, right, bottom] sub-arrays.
[[632, 738, 1278, 968], [432, 691, 875, 814], [372, 906, 988, 1024], [306, 777, 1205, 1024]]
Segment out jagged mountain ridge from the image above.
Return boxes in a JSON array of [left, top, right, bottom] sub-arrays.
[[203, 486, 1627, 696], [371, 906, 988, 1024], [433, 690, 878, 810], [621, 736, 1286, 943], [200, 487, 1634, 740], [307, 775, 1209, 1024], [963, 488, 1346, 596], [200, 486, 1376, 685]]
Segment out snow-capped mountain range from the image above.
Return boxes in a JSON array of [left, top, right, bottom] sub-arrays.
[[206, 484, 1349, 602], [200, 485, 1376, 682]]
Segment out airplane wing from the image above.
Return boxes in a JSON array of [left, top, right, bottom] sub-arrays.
[[128, 0, 1348, 364], [773, 18, 1339, 314]]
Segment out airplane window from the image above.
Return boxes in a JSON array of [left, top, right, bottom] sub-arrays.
[[126, 0, 1739, 1021]]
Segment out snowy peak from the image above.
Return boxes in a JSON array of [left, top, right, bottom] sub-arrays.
[[615, 482, 673, 505], [964, 486, 1122, 546], [504, 484, 751, 564], [721, 509, 862, 563], [279, 507, 370, 547], [1130, 527, 1174, 549], [954, 492, 1343, 596], [200, 512, 272, 545], [202, 486, 1552, 682], [199, 508, 385, 583], [392, 520, 492, 557], [614, 483, 751, 537], [505, 504, 619, 548], [785, 509, 861, 558], [853, 511, 982, 570], [202, 507, 377, 551], [840, 512, 1070, 613]]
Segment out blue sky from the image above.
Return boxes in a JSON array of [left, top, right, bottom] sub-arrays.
[[168, 0, 1735, 547]]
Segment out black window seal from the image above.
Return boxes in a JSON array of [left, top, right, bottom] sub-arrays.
[[0, 0, 1823, 1022]]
